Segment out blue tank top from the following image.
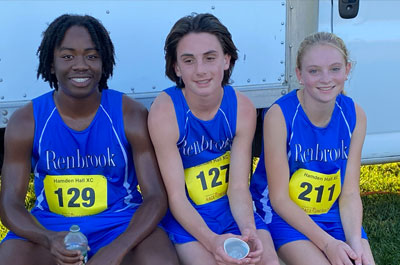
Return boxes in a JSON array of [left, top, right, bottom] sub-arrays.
[[31, 89, 142, 217], [165, 85, 237, 206], [251, 90, 356, 222]]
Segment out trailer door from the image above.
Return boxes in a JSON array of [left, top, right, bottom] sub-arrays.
[[319, 0, 400, 164]]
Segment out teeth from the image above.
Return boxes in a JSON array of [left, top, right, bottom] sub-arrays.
[[72, 78, 89, 83], [318, 86, 332, 91]]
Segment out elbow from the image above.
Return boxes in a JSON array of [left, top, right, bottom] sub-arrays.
[[0, 195, 16, 229], [0, 197, 6, 225], [269, 192, 289, 213], [339, 191, 362, 207], [143, 192, 168, 218]]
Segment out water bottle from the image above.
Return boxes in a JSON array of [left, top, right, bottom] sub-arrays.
[[64, 225, 88, 264]]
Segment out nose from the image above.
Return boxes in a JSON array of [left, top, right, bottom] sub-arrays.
[[195, 60, 207, 75], [319, 70, 332, 83], [72, 56, 89, 71]]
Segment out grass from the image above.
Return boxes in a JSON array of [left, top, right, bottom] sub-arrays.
[[359, 162, 400, 264], [362, 193, 400, 264], [1, 163, 399, 264]]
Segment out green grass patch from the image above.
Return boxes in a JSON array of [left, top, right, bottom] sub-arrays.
[[362, 193, 400, 264]]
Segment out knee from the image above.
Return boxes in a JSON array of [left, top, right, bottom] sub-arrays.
[[0, 239, 55, 265]]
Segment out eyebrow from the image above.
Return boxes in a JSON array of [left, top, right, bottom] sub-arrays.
[[57, 47, 98, 52], [179, 49, 218, 58], [305, 62, 343, 68]]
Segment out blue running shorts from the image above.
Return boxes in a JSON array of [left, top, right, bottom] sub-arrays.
[[269, 213, 368, 250], [162, 196, 269, 244], [1, 206, 140, 258]]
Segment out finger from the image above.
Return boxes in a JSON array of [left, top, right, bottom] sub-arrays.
[[216, 246, 237, 264], [250, 239, 263, 253], [247, 249, 262, 259], [352, 256, 362, 265], [220, 252, 244, 265], [361, 254, 372, 265], [343, 259, 355, 265], [57, 259, 83, 265], [246, 255, 261, 264], [343, 244, 358, 261], [58, 252, 84, 264], [247, 241, 262, 259]]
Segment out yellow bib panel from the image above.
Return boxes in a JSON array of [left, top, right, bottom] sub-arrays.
[[289, 169, 341, 215], [44, 175, 108, 217], [184, 152, 230, 205]]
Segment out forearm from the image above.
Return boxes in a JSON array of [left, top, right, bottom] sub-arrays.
[[339, 193, 363, 243], [109, 194, 167, 254], [228, 188, 256, 232], [170, 197, 217, 250], [0, 201, 52, 248], [272, 197, 333, 251]]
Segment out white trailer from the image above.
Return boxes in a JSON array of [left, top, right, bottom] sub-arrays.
[[0, 0, 399, 164]]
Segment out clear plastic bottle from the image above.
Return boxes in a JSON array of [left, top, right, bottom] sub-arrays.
[[64, 225, 88, 264]]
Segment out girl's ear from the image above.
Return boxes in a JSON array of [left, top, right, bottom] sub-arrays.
[[345, 61, 352, 77], [295, 67, 303, 85]]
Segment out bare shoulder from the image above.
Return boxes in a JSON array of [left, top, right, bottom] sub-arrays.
[[354, 103, 366, 123], [148, 92, 176, 129], [234, 90, 256, 133], [235, 90, 255, 115], [5, 102, 35, 143], [122, 94, 148, 122], [264, 103, 284, 125], [263, 103, 287, 144], [121, 95, 150, 144], [148, 92, 179, 143], [148, 92, 175, 119], [352, 102, 367, 139]]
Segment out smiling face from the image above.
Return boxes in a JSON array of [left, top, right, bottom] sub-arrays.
[[174, 32, 231, 97], [296, 44, 351, 103], [52, 25, 102, 98]]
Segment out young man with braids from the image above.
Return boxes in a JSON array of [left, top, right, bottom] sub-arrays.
[[0, 14, 179, 265]]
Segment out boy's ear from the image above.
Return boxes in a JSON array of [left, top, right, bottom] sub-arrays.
[[174, 64, 181, 77], [224, 54, 231, 70]]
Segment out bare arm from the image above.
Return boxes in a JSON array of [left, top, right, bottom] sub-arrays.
[[148, 93, 217, 245], [227, 91, 263, 261], [339, 104, 371, 264], [265, 104, 354, 259], [0, 103, 81, 265], [228, 91, 257, 232], [88, 95, 169, 264], [0, 103, 54, 246]]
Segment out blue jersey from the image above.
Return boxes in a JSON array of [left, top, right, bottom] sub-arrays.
[[165, 85, 237, 206], [251, 90, 356, 222], [31, 89, 142, 217]]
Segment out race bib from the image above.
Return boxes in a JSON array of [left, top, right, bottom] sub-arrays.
[[44, 175, 108, 217], [184, 152, 230, 205], [289, 169, 341, 215]]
